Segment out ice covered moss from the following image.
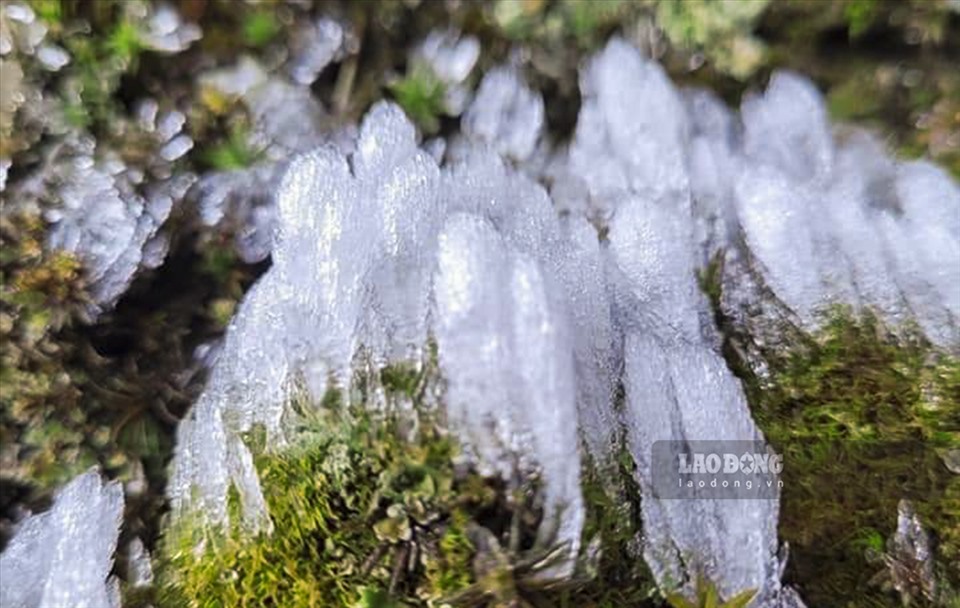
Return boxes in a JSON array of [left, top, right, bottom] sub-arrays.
[[157, 395, 481, 607], [389, 28, 479, 134], [1, 0, 202, 317], [163, 32, 960, 608], [192, 52, 351, 264], [168, 105, 591, 569], [562, 37, 959, 353], [157, 373, 673, 608], [462, 65, 545, 164]]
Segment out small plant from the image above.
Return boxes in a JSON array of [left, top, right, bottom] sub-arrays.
[[389, 65, 446, 135], [199, 125, 264, 171], [665, 576, 756, 608]]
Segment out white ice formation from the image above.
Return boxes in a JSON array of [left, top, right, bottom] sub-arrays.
[[414, 29, 480, 116], [193, 56, 355, 263], [167, 36, 958, 607], [462, 65, 545, 163], [1, 2, 199, 318], [14, 106, 194, 317], [136, 2, 202, 54], [289, 17, 350, 86], [44, 154, 193, 313], [561, 38, 959, 350], [0, 469, 124, 608], [560, 38, 784, 602]]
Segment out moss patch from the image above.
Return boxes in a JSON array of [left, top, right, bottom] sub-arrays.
[[0, 213, 90, 499], [734, 308, 958, 607], [156, 400, 483, 606], [154, 380, 667, 608], [389, 64, 447, 136]]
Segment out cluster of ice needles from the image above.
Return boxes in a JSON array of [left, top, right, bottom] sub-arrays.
[[3, 35, 957, 608]]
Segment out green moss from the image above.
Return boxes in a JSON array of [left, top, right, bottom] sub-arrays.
[[199, 125, 265, 171], [827, 71, 884, 122], [380, 363, 422, 400], [732, 308, 959, 607], [156, 401, 493, 607], [844, 0, 879, 38], [388, 65, 446, 135], [0, 209, 191, 529], [490, 0, 546, 41], [0, 213, 92, 491], [654, 0, 771, 79], [558, 0, 632, 49], [50, 2, 145, 134], [25, 0, 63, 27], [155, 381, 672, 608], [242, 11, 281, 48], [696, 252, 724, 315], [566, 445, 660, 607], [104, 19, 143, 66]]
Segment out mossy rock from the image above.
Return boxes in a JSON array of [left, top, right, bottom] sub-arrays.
[[740, 308, 959, 607]]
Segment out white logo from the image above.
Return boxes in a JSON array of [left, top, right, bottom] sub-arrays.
[[677, 451, 783, 475]]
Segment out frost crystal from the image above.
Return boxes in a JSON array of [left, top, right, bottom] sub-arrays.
[[414, 29, 480, 115], [565, 38, 690, 221], [170, 103, 441, 527], [0, 469, 123, 608], [193, 57, 345, 263], [171, 106, 587, 569], [289, 17, 348, 86], [608, 194, 781, 602], [463, 65, 545, 162], [35, 43, 68, 71], [44, 140, 194, 315], [566, 38, 959, 349], [0, 159, 10, 192], [435, 150, 587, 570], [557, 36, 958, 602], [731, 73, 959, 345], [417, 29, 480, 87], [137, 2, 202, 54], [1, 3, 48, 57]]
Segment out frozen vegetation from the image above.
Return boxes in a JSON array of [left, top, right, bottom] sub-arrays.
[[414, 28, 480, 117], [165, 36, 958, 605], [44, 143, 195, 314], [1, 1, 201, 317], [194, 51, 353, 264], [6, 26, 958, 607]]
